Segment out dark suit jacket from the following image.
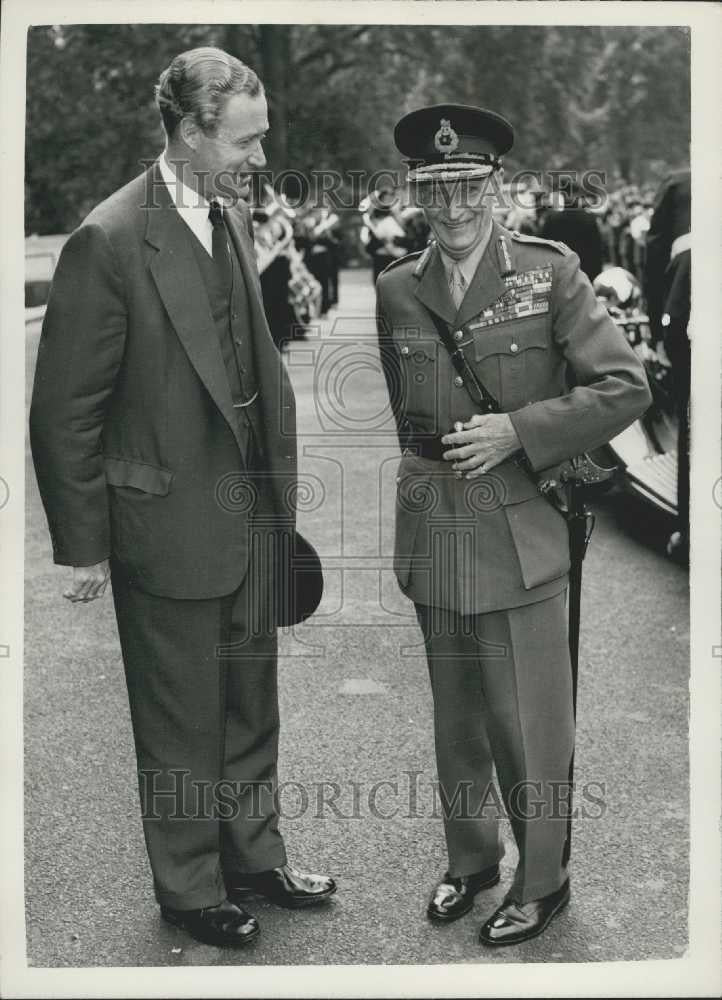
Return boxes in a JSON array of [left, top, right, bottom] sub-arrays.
[[643, 169, 691, 339], [30, 161, 297, 599], [539, 209, 604, 283]]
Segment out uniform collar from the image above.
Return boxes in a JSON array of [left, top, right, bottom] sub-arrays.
[[414, 220, 507, 328], [437, 218, 493, 288]]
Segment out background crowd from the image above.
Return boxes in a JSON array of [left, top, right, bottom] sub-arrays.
[[250, 175, 667, 349], [26, 23, 690, 341], [24, 21, 691, 548]]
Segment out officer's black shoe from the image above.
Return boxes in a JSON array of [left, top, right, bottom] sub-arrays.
[[160, 898, 260, 946], [227, 863, 336, 908], [427, 864, 501, 923], [479, 878, 570, 946]]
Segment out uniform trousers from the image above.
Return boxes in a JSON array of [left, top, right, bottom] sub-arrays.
[[415, 591, 574, 904], [110, 474, 287, 911]]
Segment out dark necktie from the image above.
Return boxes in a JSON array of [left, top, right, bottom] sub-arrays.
[[208, 200, 232, 292]]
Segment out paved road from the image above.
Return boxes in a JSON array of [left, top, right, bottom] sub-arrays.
[[24, 269, 689, 967]]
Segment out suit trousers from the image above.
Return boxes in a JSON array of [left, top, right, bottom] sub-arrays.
[[415, 591, 574, 904], [110, 485, 287, 910]]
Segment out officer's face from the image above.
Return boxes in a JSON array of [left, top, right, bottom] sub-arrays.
[[416, 178, 493, 257], [181, 92, 269, 202]]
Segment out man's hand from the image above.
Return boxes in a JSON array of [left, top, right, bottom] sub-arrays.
[[442, 413, 521, 478], [63, 560, 110, 603]]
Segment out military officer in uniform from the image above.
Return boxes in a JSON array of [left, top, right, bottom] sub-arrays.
[[376, 105, 651, 945]]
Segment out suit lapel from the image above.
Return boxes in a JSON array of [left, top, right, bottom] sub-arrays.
[[224, 205, 287, 422], [224, 202, 298, 499], [224, 204, 268, 335], [454, 222, 508, 329], [144, 163, 245, 455]]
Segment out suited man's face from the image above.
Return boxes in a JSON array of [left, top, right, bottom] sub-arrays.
[[180, 92, 269, 202], [416, 178, 494, 259]]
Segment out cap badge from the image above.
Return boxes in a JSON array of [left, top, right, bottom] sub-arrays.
[[434, 118, 459, 158]]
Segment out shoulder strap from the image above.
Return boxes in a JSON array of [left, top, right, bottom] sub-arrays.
[[378, 248, 423, 278], [510, 230, 571, 255], [425, 308, 500, 414]]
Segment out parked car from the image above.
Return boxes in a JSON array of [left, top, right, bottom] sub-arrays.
[[25, 234, 68, 324]]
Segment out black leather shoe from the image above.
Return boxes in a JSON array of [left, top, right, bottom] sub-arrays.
[[227, 863, 336, 908], [479, 878, 570, 946], [160, 898, 260, 946], [427, 864, 500, 923]]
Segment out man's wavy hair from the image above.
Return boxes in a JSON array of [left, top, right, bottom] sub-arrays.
[[155, 47, 263, 139]]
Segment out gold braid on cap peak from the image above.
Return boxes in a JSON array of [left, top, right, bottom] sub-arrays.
[[406, 152, 502, 184], [407, 163, 497, 183]]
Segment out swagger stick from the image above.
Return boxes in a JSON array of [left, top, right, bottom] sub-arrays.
[[561, 457, 614, 866]]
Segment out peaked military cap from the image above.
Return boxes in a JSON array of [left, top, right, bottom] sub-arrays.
[[394, 103, 514, 183]]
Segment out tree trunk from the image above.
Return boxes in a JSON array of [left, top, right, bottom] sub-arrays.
[[258, 25, 290, 171]]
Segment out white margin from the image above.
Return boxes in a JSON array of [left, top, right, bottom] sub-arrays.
[[1, 1, 720, 997]]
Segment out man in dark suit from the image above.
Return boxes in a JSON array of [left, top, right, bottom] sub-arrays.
[[30, 47, 335, 947], [377, 104, 651, 946], [644, 169, 691, 563], [539, 190, 605, 283]]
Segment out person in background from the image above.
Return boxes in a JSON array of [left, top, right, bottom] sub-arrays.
[[539, 184, 604, 283], [361, 187, 412, 281], [644, 169, 691, 564], [319, 208, 343, 309], [399, 203, 431, 253], [253, 206, 298, 349], [503, 181, 539, 236], [299, 213, 333, 316]]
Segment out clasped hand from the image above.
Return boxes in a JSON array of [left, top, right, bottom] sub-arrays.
[[441, 413, 521, 478]]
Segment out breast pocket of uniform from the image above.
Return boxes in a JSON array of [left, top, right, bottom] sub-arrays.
[[472, 320, 549, 410], [397, 339, 442, 418]]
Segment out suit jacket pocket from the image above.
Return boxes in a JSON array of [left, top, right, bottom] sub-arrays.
[[503, 493, 570, 590], [104, 456, 174, 495]]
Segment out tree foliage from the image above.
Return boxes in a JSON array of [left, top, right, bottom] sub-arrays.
[[25, 23, 690, 234]]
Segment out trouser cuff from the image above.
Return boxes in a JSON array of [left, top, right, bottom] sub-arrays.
[[221, 843, 288, 879], [510, 869, 569, 905], [448, 845, 505, 879], [154, 871, 227, 911]]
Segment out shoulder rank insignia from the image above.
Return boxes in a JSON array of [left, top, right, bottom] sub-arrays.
[[413, 240, 436, 277], [510, 230, 571, 255], [497, 235, 515, 277]]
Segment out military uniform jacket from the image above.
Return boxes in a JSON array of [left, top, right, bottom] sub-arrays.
[[376, 222, 651, 614]]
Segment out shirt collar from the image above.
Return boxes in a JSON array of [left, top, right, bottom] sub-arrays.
[[158, 152, 214, 255], [159, 152, 212, 212]]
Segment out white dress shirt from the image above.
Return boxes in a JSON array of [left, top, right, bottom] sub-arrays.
[[158, 153, 214, 257]]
